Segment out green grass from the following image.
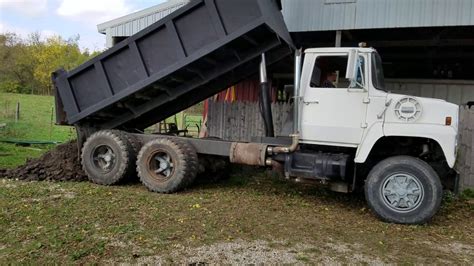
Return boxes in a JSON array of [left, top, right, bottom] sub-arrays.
[[0, 93, 75, 169], [0, 93, 74, 141], [0, 143, 51, 169]]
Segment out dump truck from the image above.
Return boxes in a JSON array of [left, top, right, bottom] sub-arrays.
[[53, 0, 459, 224]]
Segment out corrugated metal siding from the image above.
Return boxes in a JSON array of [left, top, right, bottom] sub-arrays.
[[385, 79, 474, 105], [109, 2, 189, 37], [282, 0, 356, 32], [102, 0, 474, 37], [282, 0, 474, 32]]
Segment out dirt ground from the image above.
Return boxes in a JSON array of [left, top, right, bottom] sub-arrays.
[[0, 144, 473, 264]]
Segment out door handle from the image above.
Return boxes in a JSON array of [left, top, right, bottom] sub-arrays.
[[303, 100, 319, 105]]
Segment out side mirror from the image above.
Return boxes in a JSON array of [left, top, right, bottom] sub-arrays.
[[345, 49, 358, 81]]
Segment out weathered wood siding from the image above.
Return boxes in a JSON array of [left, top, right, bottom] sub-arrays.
[[456, 106, 474, 191], [207, 101, 292, 142]]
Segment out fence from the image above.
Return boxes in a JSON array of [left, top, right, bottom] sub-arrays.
[[456, 106, 474, 191], [207, 101, 292, 142], [1, 100, 21, 122]]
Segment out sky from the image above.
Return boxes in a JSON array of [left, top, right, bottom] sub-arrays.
[[0, 0, 167, 51]]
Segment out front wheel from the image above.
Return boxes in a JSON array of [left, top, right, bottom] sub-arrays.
[[365, 156, 442, 224]]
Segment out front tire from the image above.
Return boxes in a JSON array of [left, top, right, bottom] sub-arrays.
[[365, 156, 442, 224]]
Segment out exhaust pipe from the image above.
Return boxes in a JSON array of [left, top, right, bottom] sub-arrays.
[[259, 53, 275, 137], [274, 133, 299, 154], [267, 133, 299, 156], [266, 49, 302, 157], [264, 49, 302, 159], [293, 48, 302, 134]]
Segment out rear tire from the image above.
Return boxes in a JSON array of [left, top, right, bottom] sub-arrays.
[[365, 156, 442, 224], [81, 130, 136, 185], [137, 138, 198, 193]]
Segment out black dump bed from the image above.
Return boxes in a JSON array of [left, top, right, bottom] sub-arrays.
[[53, 0, 293, 130]]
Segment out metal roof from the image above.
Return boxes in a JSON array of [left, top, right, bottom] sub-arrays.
[[97, 0, 189, 37], [282, 0, 474, 32], [98, 0, 474, 46]]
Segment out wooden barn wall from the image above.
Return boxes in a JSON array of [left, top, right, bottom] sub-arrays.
[[207, 101, 292, 142], [457, 106, 474, 191]]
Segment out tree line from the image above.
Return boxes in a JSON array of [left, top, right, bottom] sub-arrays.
[[0, 32, 100, 96]]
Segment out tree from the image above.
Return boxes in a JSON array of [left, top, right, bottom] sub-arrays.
[[31, 34, 91, 95], [0, 32, 100, 95], [0, 33, 35, 94]]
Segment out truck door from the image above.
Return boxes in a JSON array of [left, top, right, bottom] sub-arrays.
[[300, 51, 368, 147]]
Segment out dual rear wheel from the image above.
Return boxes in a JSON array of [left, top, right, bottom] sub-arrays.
[[136, 138, 198, 193], [81, 130, 198, 193], [81, 130, 137, 185]]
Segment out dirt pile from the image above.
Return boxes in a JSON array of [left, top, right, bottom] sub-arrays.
[[0, 141, 88, 182]]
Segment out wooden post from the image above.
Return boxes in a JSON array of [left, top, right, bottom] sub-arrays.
[[335, 30, 342, 47], [50, 106, 54, 140], [179, 111, 185, 130], [15, 102, 20, 123]]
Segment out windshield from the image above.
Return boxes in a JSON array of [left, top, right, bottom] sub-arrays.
[[371, 52, 386, 91]]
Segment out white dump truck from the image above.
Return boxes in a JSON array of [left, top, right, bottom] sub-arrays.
[[53, 0, 458, 224]]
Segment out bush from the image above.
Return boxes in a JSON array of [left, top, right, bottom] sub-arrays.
[[0, 81, 22, 94], [461, 188, 474, 199]]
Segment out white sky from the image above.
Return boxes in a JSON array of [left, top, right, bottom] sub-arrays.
[[0, 0, 166, 51]]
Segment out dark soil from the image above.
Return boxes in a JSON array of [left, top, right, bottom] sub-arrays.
[[0, 141, 87, 182]]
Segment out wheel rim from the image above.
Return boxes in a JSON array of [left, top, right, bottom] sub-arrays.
[[380, 172, 424, 213], [91, 145, 116, 173], [146, 150, 175, 182]]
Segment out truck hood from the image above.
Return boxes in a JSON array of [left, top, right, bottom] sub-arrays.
[[384, 93, 459, 131]]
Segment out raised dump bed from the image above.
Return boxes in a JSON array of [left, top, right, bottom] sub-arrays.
[[53, 0, 293, 131]]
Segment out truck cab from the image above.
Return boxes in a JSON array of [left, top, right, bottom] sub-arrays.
[[287, 47, 460, 223], [299, 47, 458, 167]]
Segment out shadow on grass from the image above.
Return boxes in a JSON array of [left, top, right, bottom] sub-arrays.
[[185, 165, 473, 225], [188, 165, 367, 209], [44, 162, 470, 226]]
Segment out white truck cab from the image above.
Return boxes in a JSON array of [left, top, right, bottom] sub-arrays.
[[299, 47, 458, 167], [291, 47, 459, 224]]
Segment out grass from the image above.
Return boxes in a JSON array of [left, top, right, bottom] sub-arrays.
[[0, 93, 74, 141], [0, 93, 75, 169], [0, 172, 473, 264]]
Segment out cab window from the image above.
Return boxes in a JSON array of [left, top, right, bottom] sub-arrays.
[[351, 56, 365, 89], [310, 55, 349, 88], [310, 54, 365, 89]]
